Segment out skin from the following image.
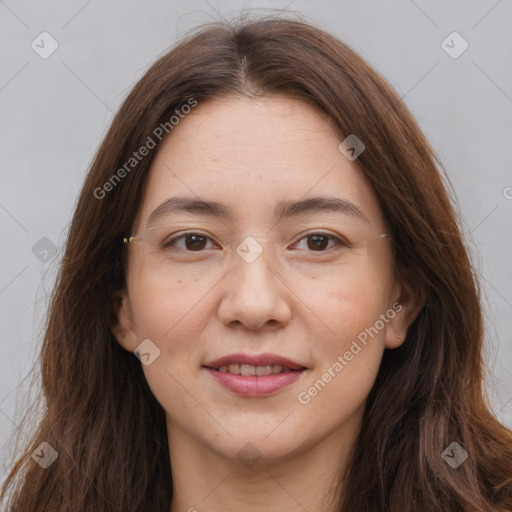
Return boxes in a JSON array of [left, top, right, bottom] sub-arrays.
[[112, 94, 422, 512]]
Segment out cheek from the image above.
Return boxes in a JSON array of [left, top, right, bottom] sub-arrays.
[[298, 257, 393, 338], [126, 270, 219, 373], [294, 259, 392, 401], [127, 276, 215, 420]]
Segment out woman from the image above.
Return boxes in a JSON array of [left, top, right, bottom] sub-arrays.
[[2, 14, 511, 512]]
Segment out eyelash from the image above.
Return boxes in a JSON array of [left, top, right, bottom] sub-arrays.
[[163, 232, 348, 253]]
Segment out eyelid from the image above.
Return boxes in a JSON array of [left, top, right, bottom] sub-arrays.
[[163, 230, 349, 252], [163, 231, 220, 249], [290, 231, 349, 251], [293, 229, 349, 244]]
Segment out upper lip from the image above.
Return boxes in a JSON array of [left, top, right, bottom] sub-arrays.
[[203, 353, 307, 370]]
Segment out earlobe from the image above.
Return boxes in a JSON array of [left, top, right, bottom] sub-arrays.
[[384, 304, 408, 350], [110, 289, 138, 352]]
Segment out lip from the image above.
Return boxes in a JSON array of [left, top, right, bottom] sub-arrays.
[[205, 368, 305, 396], [203, 353, 306, 370], [203, 353, 307, 397]]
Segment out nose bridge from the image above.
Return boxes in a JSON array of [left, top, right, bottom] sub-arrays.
[[231, 239, 279, 298], [218, 238, 291, 329]]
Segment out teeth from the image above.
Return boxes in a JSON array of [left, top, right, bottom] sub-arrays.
[[255, 365, 273, 376], [228, 364, 240, 374], [216, 364, 286, 375], [241, 364, 256, 376]]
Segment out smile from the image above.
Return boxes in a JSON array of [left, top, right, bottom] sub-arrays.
[[216, 364, 299, 376], [203, 353, 308, 396]]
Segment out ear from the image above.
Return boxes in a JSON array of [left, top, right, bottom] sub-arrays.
[[384, 270, 425, 349], [110, 289, 139, 352]]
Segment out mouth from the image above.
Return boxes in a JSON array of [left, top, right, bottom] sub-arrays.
[[213, 363, 303, 376], [202, 354, 307, 397]]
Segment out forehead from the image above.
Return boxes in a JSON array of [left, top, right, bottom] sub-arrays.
[[134, 94, 385, 231]]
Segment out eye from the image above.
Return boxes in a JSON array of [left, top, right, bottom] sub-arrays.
[[163, 232, 218, 251], [291, 233, 347, 252], [162, 231, 347, 253]]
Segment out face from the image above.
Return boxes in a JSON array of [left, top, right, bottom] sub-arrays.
[[113, 94, 413, 468]]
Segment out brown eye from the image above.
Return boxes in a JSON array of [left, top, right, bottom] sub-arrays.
[[307, 234, 330, 251], [164, 233, 215, 251], [292, 233, 345, 252], [183, 234, 208, 251]]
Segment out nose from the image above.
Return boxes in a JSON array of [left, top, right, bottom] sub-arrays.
[[218, 250, 292, 332]]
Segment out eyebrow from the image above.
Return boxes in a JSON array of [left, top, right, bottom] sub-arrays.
[[145, 195, 369, 228]]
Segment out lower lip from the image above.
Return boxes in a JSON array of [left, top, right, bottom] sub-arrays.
[[204, 368, 305, 396]]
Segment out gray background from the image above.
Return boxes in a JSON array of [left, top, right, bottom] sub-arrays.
[[1, 0, 511, 482]]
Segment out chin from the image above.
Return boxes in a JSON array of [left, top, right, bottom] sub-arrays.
[[204, 425, 309, 466]]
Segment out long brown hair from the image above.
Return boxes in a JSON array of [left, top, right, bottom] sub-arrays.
[[2, 13, 511, 512]]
